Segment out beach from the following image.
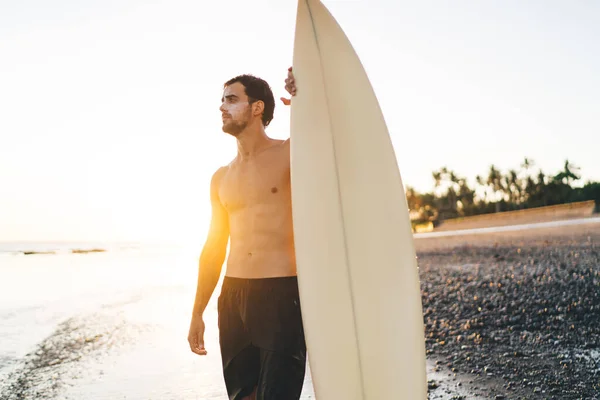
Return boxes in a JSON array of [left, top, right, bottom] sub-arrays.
[[419, 221, 600, 399], [1, 220, 599, 399]]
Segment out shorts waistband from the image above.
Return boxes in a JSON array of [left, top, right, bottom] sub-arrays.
[[222, 275, 298, 291]]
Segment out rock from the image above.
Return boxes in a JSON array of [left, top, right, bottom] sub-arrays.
[[428, 380, 439, 390]]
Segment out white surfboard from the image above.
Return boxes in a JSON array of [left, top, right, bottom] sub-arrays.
[[289, 1, 427, 399]]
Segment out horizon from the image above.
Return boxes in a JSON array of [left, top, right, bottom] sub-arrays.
[[1, 0, 599, 243]]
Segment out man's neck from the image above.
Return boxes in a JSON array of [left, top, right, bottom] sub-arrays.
[[236, 123, 272, 160]]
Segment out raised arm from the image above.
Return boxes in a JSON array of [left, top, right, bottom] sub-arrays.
[[188, 166, 230, 356]]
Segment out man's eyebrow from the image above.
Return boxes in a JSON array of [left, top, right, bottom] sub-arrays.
[[221, 94, 238, 102]]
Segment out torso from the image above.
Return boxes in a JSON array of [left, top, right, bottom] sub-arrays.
[[218, 139, 296, 278]]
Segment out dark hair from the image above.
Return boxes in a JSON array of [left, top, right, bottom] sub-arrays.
[[224, 74, 275, 127]]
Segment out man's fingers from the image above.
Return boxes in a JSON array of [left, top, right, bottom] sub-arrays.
[[196, 331, 207, 355], [284, 83, 296, 96], [189, 343, 207, 356], [188, 333, 208, 356], [283, 66, 296, 103], [191, 344, 208, 356], [285, 78, 295, 90], [195, 334, 207, 355], [191, 347, 207, 356]]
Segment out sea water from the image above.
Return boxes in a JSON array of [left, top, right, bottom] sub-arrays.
[[0, 242, 316, 399]]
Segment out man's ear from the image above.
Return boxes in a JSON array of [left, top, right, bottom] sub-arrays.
[[252, 100, 265, 117]]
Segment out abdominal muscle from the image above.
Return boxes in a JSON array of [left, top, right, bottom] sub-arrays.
[[224, 203, 297, 279]]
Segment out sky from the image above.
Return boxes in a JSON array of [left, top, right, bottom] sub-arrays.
[[1, 0, 599, 244]]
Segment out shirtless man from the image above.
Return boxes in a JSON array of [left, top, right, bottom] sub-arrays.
[[187, 70, 302, 400]]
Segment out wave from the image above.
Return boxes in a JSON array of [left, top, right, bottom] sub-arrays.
[[0, 242, 149, 257]]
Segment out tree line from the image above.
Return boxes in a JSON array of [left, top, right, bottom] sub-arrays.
[[406, 158, 600, 226]]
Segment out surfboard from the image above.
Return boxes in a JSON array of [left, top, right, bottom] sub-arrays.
[[289, 1, 427, 398]]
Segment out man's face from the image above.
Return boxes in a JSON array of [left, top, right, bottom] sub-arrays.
[[220, 82, 252, 136]]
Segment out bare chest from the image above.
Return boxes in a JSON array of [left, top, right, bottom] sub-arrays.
[[219, 150, 290, 212]]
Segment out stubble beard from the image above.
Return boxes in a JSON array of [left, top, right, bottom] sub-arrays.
[[222, 107, 252, 137], [222, 120, 248, 137]]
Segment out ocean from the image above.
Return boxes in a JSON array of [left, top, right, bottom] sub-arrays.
[[0, 242, 317, 399]]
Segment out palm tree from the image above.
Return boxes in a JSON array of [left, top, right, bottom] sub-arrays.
[[523, 175, 536, 204], [487, 165, 504, 199], [530, 169, 548, 207], [508, 169, 521, 205], [431, 167, 463, 218], [520, 157, 535, 177], [432, 171, 442, 188], [475, 174, 488, 203], [457, 177, 476, 214], [536, 169, 546, 186], [554, 159, 581, 186], [487, 165, 505, 212]]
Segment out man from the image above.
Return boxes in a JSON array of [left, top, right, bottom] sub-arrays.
[[187, 69, 302, 400]]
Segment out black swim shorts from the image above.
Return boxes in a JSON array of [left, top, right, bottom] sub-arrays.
[[218, 276, 307, 400]]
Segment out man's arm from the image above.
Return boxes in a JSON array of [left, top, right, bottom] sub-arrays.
[[188, 166, 229, 355], [192, 166, 229, 316]]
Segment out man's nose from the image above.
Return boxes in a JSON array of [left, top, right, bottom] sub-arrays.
[[219, 103, 226, 112]]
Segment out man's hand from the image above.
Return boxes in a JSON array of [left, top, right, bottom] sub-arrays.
[[280, 66, 296, 105], [188, 316, 207, 356]]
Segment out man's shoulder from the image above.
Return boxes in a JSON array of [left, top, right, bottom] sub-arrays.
[[211, 165, 230, 185], [268, 137, 289, 146], [263, 138, 289, 157], [277, 138, 290, 153]]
